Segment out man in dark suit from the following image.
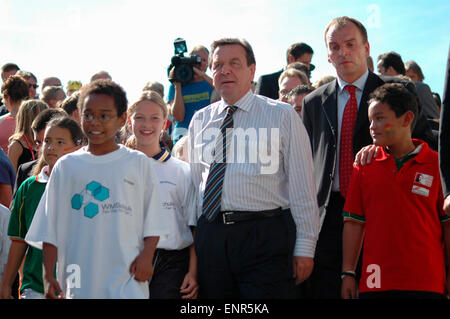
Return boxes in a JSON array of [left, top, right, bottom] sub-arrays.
[[439, 46, 450, 214], [256, 42, 314, 100], [378, 51, 440, 120], [301, 16, 436, 298]]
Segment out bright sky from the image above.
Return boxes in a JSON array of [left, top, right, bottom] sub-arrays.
[[1, 0, 449, 104]]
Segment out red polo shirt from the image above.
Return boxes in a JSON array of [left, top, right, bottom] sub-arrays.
[[343, 139, 449, 294]]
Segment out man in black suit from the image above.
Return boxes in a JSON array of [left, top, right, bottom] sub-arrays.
[[256, 42, 314, 100], [301, 16, 436, 298], [439, 46, 450, 214]]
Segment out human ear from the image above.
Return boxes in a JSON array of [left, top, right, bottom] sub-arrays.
[[402, 110, 415, 127]]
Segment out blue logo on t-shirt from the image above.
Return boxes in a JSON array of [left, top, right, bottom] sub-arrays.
[[71, 181, 110, 218]]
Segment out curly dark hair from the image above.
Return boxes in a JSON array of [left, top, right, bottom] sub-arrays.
[[77, 79, 128, 116], [1, 74, 29, 103]]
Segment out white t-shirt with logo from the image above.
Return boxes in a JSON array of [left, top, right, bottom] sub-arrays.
[[151, 155, 197, 251], [26, 145, 170, 299]]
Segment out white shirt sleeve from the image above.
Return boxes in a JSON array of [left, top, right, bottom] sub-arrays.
[[283, 108, 320, 258]]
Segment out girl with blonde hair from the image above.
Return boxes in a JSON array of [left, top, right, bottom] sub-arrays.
[[8, 99, 49, 171], [126, 90, 199, 299]]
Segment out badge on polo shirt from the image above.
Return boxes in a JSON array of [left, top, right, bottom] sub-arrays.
[[412, 172, 433, 197]]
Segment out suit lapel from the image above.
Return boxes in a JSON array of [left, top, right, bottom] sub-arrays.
[[322, 80, 338, 141]]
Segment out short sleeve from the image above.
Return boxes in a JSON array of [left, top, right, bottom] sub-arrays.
[[25, 163, 63, 250], [342, 164, 366, 224], [8, 181, 28, 241]]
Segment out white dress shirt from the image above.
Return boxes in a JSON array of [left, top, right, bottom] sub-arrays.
[[188, 90, 320, 258]]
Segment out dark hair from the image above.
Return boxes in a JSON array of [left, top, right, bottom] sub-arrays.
[[286, 43, 314, 64], [31, 108, 68, 133], [325, 16, 368, 44], [404, 60, 425, 81], [369, 83, 418, 130], [432, 92, 441, 108], [46, 116, 84, 146], [77, 79, 128, 117], [1, 63, 20, 74], [32, 116, 84, 176], [60, 91, 80, 115], [378, 52, 406, 75], [209, 38, 255, 67], [1, 75, 30, 103], [289, 84, 314, 97]]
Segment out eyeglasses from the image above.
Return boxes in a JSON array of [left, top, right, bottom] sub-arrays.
[[30, 84, 39, 89], [279, 90, 291, 98], [82, 113, 117, 123]]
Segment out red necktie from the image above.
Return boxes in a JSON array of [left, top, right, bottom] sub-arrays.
[[339, 85, 357, 198]]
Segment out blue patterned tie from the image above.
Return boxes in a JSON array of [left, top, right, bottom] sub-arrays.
[[202, 105, 238, 221]]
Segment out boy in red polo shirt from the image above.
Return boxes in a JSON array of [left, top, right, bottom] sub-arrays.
[[341, 83, 450, 299]]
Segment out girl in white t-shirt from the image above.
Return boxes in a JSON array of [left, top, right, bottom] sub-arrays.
[[125, 90, 198, 299]]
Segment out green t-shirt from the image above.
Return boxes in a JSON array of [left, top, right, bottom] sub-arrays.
[[8, 175, 46, 294]]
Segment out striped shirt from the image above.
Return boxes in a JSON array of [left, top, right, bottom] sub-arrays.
[[188, 90, 319, 257]]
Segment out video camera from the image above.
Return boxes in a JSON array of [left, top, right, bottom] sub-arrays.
[[168, 38, 202, 85]]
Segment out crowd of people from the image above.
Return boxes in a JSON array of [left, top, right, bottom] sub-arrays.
[[0, 15, 449, 300]]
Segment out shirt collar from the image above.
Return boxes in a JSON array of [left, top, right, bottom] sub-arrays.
[[152, 147, 171, 163], [218, 89, 254, 114], [337, 68, 369, 94], [376, 139, 428, 163], [35, 165, 50, 183]]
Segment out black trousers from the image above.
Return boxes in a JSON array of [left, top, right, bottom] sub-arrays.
[[298, 192, 346, 299], [149, 247, 190, 299], [195, 210, 297, 299]]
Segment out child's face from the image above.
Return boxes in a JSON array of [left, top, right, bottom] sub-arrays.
[[130, 100, 165, 148], [81, 93, 126, 155], [368, 101, 411, 147], [43, 126, 76, 169]]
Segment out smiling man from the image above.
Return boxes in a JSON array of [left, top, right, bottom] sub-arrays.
[[188, 38, 319, 299]]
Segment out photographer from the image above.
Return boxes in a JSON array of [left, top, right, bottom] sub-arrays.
[[168, 45, 216, 143]]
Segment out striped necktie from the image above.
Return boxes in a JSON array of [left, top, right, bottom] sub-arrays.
[[202, 105, 238, 221]]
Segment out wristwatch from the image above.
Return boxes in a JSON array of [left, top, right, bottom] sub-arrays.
[[341, 271, 356, 280]]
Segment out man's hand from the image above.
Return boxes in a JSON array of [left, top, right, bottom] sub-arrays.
[[354, 144, 380, 166], [292, 256, 314, 285], [444, 195, 450, 214]]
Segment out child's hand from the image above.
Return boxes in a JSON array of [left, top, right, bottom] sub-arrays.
[[180, 271, 198, 299], [44, 275, 65, 299], [444, 195, 450, 214], [129, 251, 154, 282], [0, 284, 13, 299], [341, 276, 357, 299]]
